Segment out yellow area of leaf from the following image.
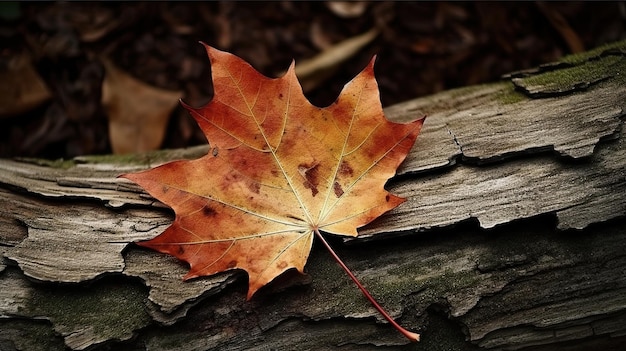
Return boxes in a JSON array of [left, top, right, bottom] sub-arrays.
[[123, 44, 423, 299]]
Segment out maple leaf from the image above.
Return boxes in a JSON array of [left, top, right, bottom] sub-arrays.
[[122, 44, 423, 340]]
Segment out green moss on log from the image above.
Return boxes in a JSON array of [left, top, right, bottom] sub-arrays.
[[514, 55, 626, 94], [26, 278, 152, 348], [559, 39, 626, 65], [0, 319, 66, 351]]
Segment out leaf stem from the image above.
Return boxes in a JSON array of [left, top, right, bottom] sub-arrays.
[[313, 229, 420, 342]]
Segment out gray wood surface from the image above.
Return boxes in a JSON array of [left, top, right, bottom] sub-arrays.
[[1, 40, 625, 351]]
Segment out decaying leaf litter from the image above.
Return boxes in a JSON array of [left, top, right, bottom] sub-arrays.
[[1, 2, 623, 159]]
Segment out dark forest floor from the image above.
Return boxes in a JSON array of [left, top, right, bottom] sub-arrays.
[[1, 2, 625, 159]]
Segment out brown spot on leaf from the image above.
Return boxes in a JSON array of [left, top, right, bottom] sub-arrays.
[[333, 181, 344, 197], [338, 160, 353, 177], [227, 260, 237, 268], [248, 181, 261, 194], [298, 163, 320, 197], [277, 261, 288, 269], [385, 194, 390, 202], [176, 245, 185, 254], [203, 206, 216, 217]]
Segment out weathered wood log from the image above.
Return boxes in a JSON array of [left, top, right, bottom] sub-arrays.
[[1, 41, 625, 351]]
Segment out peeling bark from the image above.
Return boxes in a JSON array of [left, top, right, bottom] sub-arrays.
[[0, 41, 625, 351]]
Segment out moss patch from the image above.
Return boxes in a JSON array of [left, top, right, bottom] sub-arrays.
[[73, 145, 209, 167], [0, 319, 66, 351], [494, 82, 527, 104], [559, 40, 626, 65], [515, 55, 626, 94], [26, 278, 151, 347], [305, 247, 364, 314], [304, 240, 483, 321]]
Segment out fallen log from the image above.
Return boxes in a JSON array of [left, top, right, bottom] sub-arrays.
[[1, 40, 625, 351]]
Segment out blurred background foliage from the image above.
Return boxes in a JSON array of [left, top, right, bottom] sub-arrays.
[[1, 2, 624, 159]]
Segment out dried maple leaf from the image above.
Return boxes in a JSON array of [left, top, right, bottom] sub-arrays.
[[122, 44, 423, 340]]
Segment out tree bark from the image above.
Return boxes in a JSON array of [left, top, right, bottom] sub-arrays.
[[1, 41, 625, 351]]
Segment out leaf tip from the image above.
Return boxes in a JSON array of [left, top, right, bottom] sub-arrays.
[[182, 271, 199, 281], [246, 281, 264, 301], [198, 42, 225, 63], [118, 172, 133, 181], [368, 54, 377, 67], [179, 98, 193, 111], [360, 54, 377, 76], [198, 40, 211, 51], [118, 171, 147, 186], [287, 59, 296, 75]]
